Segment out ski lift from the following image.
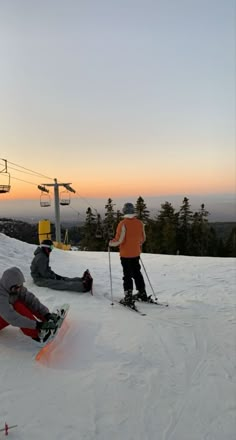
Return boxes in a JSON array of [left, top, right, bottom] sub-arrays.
[[60, 189, 70, 206], [40, 192, 51, 207], [0, 159, 11, 194]]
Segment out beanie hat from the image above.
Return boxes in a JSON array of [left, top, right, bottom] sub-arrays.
[[122, 202, 135, 215], [41, 239, 53, 250]]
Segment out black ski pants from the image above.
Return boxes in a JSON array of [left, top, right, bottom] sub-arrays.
[[120, 256, 145, 293]]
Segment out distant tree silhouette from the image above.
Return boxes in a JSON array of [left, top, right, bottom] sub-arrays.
[[177, 197, 193, 255], [135, 196, 150, 223], [103, 198, 116, 241]]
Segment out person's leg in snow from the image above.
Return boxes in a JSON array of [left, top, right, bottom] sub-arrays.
[[13, 300, 47, 339], [120, 258, 134, 293], [119, 258, 137, 306], [0, 301, 39, 339], [132, 257, 148, 301], [33, 272, 93, 293], [0, 301, 48, 340]]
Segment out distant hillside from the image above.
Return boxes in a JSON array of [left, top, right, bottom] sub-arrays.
[[0, 218, 38, 244]]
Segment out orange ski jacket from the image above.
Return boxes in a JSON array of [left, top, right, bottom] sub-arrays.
[[109, 215, 146, 257]]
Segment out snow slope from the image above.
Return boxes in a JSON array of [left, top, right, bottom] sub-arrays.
[[0, 233, 235, 440]]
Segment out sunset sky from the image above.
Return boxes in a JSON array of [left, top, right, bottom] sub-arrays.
[[0, 0, 235, 213]]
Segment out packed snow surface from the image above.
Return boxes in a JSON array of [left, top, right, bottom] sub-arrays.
[[0, 233, 235, 440]]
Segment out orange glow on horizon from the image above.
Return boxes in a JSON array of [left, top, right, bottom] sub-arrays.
[[1, 168, 235, 200], [2, 178, 235, 201], [1, 157, 234, 201]]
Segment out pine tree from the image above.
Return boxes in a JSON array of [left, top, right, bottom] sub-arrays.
[[95, 213, 103, 239], [80, 207, 97, 250], [156, 201, 178, 254], [103, 198, 116, 241], [177, 197, 193, 255], [144, 219, 160, 253], [225, 226, 236, 257], [134, 196, 150, 253], [135, 196, 150, 223], [208, 226, 221, 256], [191, 204, 210, 255], [114, 209, 123, 228]]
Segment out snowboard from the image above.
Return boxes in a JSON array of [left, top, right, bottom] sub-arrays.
[[35, 303, 70, 361]]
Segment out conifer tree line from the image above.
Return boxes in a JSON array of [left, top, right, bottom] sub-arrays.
[[72, 196, 236, 257]]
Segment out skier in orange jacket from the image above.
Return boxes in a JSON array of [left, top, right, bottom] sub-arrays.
[[109, 202, 148, 306]]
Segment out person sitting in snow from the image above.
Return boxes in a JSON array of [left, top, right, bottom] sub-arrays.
[[0, 266, 58, 342], [30, 239, 93, 293], [109, 202, 147, 306]]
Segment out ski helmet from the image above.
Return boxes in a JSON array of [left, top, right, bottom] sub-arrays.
[[122, 202, 135, 214]]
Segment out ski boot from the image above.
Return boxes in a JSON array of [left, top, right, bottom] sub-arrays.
[[32, 328, 52, 344], [39, 329, 53, 343], [82, 269, 93, 293], [120, 290, 136, 308], [133, 291, 149, 302], [133, 291, 159, 303], [34, 319, 58, 343]]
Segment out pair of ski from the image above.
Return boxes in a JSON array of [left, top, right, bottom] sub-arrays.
[[113, 297, 168, 316]]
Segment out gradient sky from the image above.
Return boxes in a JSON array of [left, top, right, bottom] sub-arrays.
[[0, 0, 235, 206]]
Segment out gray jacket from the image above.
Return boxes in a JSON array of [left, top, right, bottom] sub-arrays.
[[30, 247, 58, 280], [30, 247, 85, 292], [0, 267, 49, 329]]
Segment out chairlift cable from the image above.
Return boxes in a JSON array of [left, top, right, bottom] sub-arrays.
[[5, 159, 54, 181], [10, 176, 40, 186], [7, 165, 52, 180], [73, 191, 99, 215]]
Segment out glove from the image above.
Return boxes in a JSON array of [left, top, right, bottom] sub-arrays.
[[36, 320, 57, 331], [45, 313, 58, 323]]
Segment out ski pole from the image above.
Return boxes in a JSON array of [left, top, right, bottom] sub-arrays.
[[0, 423, 17, 435], [140, 256, 158, 300], [108, 246, 114, 305]]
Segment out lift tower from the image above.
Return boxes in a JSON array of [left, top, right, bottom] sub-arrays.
[[38, 178, 75, 243]]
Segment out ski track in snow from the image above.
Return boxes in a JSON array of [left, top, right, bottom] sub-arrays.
[[0, 234, 235, 440]]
